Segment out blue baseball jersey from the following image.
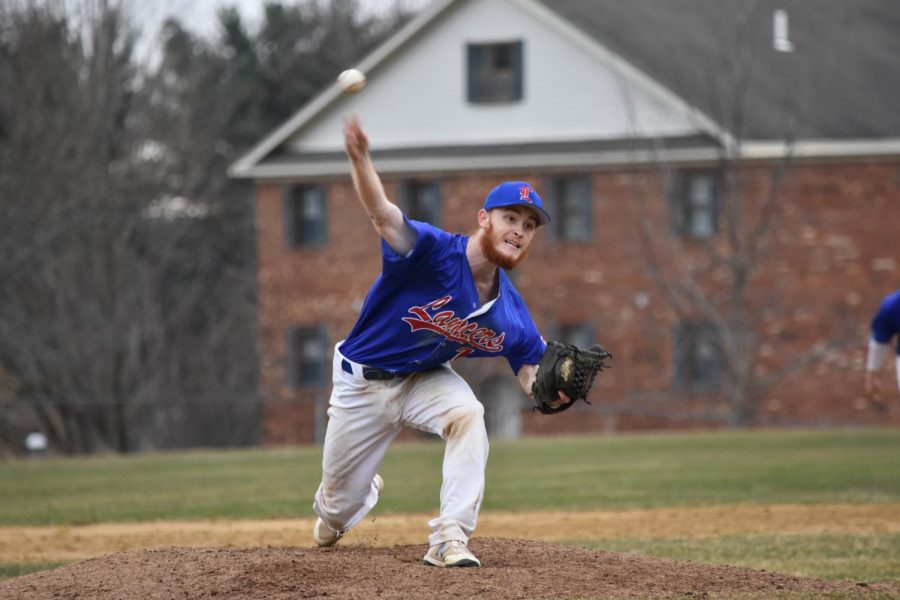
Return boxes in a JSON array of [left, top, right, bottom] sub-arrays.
[[871, 289, 900, 354], [339, 219, 546, 374]]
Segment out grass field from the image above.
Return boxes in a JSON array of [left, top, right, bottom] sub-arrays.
[[2, 427, 899, 583]]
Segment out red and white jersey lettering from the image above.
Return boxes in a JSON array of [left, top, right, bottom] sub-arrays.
[[402, 296, 505, 355]]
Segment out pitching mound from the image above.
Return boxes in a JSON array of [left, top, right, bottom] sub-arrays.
[[2, 537, 893, 599]]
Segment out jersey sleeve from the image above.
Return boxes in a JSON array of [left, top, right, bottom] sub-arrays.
[[381, 218, 451, 275]]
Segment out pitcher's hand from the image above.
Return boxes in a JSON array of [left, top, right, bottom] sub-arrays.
[[545, 391, 572, 410], [344, 116, 369, 163]]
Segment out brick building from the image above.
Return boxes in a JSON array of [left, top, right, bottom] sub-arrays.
[[230, 0, 900, 444]]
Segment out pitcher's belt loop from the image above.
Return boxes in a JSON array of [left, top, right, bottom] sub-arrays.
[[341, 358, 407, 381]]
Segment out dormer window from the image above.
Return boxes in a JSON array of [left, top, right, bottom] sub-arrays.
[[466, 41, 523, 103]]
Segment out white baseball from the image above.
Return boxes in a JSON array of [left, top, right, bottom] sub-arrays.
[[337, 69, 366, 94]]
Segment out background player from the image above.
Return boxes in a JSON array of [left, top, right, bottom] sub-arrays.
[[865, 289, 900, 401], [311, 117, 570, 568]]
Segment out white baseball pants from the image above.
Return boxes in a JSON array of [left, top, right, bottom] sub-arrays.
[[312, 345, 489, 547]]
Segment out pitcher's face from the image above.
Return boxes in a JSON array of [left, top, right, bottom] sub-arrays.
[[478, 207, 537, 270]]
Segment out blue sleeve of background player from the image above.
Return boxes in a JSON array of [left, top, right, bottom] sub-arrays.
[[871, 290, 900, 350]]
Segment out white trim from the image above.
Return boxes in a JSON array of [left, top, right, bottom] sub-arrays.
[[234, 138, 900, 181], [466, 298, 498, 320], [227, 0, 459, 178], [741, 139, 900, 159], [236, 147, 725, 180]]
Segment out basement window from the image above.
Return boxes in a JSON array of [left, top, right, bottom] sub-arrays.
[[286, 327, 329, 388], [674, 320, 725, 391], [559, 323, 594, 350]]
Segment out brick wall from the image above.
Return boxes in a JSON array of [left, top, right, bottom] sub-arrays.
[[255, 158, 900, 444]]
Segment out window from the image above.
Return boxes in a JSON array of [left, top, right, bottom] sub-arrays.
[[284, 185, 327, 247], [467, 41, 523, 103], [559, 323, 594, 349], [286, 327, 329, 388], [396, 180, 441, 226], [669, 170, 718, 239], [543, 176, 593, 242], [674, 321, 724, 391], [546, 321, 594, 346]]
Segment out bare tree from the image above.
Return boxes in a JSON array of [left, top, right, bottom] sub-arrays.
[[0, 0, 414, 454], [619, 1, 856, 425], [0, 0, 260, 453]]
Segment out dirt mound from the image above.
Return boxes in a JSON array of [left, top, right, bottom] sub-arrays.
[[3, 538, 895, 600]]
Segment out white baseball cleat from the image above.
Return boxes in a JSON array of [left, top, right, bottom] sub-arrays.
[[313, 474, 384, 547], [312, 517, 343, 547], [422, 540, 481, 568]]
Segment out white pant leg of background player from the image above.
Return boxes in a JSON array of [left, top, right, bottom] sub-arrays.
[[312, 352, 402, 533], [896, 356, 900, 394], [866, 338, 900, 395], [399, 364, 488, 547], [866, 338, 889, 372]]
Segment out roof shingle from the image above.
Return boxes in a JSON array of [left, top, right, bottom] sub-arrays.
[[539, 0, 900, 138]]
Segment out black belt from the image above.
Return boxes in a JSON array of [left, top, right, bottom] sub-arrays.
[[342, 359, 407, 381]]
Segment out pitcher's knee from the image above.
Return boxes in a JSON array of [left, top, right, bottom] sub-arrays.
[[441, 403, 485, 440]]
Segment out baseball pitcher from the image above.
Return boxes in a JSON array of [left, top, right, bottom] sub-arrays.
[[311, 117, 609, 568]]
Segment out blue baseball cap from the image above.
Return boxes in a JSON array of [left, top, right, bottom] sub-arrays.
[[482, 181, 551, 226]]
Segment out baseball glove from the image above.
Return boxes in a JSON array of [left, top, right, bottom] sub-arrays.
[[531, 341, 613, 414]]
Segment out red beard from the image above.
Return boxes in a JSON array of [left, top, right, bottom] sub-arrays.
[[479, 220, 530, 270]]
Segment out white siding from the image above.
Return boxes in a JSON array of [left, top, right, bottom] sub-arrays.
[[289, 0, 700, 153]]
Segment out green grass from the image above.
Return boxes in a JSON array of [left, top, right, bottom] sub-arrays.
[[0, 446, 323, 525], [0, 562, 67, 579], [2, 428, 900, 585], [580, 533, 900, 583], [1, 428, 899, 525], [483, 427, 900, 512]]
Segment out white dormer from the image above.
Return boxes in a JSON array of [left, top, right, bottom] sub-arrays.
[[289, 0, 703, 153]]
